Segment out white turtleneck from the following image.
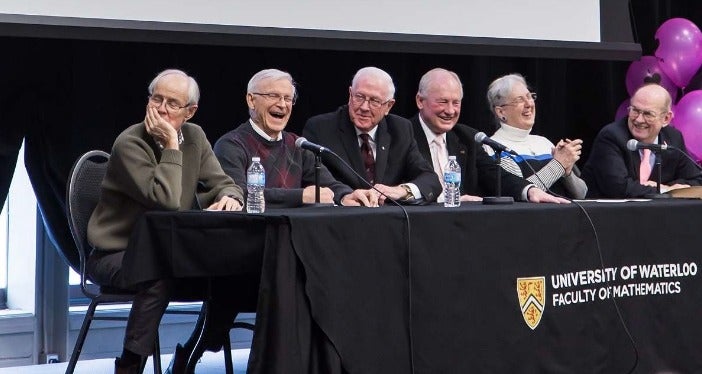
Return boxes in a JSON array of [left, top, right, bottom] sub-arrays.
[[483, 123, 587, 199], [491, 122, 554, 157]]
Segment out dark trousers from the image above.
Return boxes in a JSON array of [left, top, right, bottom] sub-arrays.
[[87, 249, 256, 356]]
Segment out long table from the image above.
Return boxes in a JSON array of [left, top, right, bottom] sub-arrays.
[[122, 200, 702, 374]]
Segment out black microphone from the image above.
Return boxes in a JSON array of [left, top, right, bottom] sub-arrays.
[[626, 139, 673, 152], [474, 132, 518, 155], [295, 137, 329, 154]]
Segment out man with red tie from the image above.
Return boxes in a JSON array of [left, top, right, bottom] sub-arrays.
[[303, 66, 441, 205]]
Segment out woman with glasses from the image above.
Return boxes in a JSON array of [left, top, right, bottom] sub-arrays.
[[485, 73, 587, 199]]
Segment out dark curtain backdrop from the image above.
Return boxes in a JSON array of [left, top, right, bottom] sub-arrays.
[[1, 0, 700, 270]]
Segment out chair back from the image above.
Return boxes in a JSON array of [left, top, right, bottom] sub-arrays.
[[66, 150, 110, 295]]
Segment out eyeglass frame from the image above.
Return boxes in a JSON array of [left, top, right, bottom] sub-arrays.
[[627, 105, 665, 122], [250, 92, 297, 105], [350, 92, 393, 109], [148, 95, 191, 112], [499, 92, 538, 107]]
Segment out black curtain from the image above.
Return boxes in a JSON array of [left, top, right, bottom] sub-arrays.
[[1, 0, 700, 270]]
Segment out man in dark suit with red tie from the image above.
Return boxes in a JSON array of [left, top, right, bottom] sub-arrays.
[[582, 83, 702, 197], [409, 68, 569, 203], [303, 66, 441, 204]]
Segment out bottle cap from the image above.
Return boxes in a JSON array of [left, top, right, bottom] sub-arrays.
[[252, 157, 261, 162], [448, 155, 457, 160]]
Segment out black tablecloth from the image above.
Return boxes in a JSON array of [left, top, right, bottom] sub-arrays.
[[123, 200, 702, 374]]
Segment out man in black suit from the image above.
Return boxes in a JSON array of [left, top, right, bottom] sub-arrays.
[[582, 83, 702, 198], [409, 68, 569, 203], [303, 66, 441, 204]]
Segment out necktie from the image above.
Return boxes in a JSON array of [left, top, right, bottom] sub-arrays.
[[640, 149, 652, 183], [359, 133, 375, 184], [431, 137, 448, 203], [430, 137, 447, 188]]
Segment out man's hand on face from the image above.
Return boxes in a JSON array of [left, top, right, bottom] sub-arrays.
[[145, 106, 179, 149]]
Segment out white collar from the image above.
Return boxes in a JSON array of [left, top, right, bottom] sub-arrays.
[[418, 115, 445, 145], [355, 124, 379, 142], [497, 122, 532, 142], [249, 118, 282, 141]]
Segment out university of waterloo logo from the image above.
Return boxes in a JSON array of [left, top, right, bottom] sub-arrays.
[[517, 277, 546, 330]]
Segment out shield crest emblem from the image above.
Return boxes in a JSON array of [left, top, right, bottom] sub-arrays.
[[517, 276, 545, 330]]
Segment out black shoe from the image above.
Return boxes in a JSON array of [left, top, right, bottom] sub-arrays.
[[114, 357, 142, 374], [164, 344, 188, 374], [202, 330, 227, 352]]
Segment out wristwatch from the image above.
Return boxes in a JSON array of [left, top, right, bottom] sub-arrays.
[[401, 184, 413, 200]]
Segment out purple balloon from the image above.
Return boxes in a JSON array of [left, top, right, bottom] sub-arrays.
[[671, 90, 702, 161], [615, 98, 630, 121], [655, 18, 702, 89], [625, 56, 678, 102]]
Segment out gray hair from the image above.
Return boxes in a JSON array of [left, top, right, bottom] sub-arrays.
[[246, 69, 297, 119], [486, 73, 527, 110], [148, 69, 200, 105], [247, 68, 297, 96], [417, 68, 463, 98], [351, 67, 395, 101]]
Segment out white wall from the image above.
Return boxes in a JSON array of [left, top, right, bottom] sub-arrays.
[[6, 143, 36, 313]]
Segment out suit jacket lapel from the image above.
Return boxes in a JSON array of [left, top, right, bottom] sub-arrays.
[[411, 116, 432, 163], [374, 118, 391, 183], [339, 111, 366, 176], [446, 131, 468, 169]]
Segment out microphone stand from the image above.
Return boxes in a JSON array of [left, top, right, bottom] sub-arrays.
[[483, 150, 514, 205], [306, 153, 334, 207], [315, 154, 321, 203], [645, 149, 671, 199]]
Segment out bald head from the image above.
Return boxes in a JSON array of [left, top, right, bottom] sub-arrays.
[[415, 68, 463, 134], [628, 83, 674, 143], [632, 84, 672, 113]]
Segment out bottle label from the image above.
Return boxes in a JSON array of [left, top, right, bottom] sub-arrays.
[[247, 173, 265, 185], [444, 171, 461, 184]]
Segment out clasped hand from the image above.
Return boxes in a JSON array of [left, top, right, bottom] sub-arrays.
[[552, 138, 583, 175]]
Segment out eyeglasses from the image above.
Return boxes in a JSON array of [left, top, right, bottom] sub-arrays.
[[432, 99, 462, 107], [628, 106, 662, 122], [148, 95, 190, 112], [251, 92, 296, 105], [500, 92, 537, 107], [350, 93, 392, 109]]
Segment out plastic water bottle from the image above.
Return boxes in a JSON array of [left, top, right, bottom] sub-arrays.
[[246, 157, 265, 213], [444, 155, 461, 207]]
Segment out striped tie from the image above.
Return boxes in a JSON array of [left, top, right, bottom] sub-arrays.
[[359, 133, 375, 184]]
